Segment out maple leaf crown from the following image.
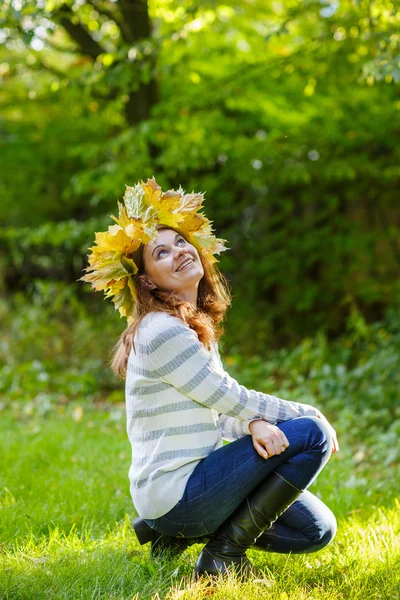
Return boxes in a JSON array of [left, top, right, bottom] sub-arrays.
[[79, 176, 229, 323]]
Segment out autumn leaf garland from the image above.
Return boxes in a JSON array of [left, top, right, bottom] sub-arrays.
[[80, 177, 229, 322]]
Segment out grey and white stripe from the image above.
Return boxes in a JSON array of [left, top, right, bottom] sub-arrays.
[[126, 311, 319, 520]]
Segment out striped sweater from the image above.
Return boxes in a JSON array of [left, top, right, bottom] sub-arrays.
[[125, 311, 320, 519]]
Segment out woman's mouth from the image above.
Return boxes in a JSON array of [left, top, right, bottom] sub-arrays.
[[176, 258, 194, 272]]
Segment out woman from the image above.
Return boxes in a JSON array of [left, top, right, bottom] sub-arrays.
[[81, 178, 338, 581]]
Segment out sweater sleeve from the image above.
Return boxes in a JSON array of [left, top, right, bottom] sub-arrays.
[[218, 414, 263, 441], [146, 315, 320, 425]]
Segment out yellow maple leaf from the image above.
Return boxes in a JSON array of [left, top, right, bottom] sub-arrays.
[[178, 191, 205, 213], [180, 212, 207, 233], [141, 177, 163, 209]]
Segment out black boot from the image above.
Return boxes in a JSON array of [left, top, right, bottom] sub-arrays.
[[133, 517, 210, 559], [194, 471, 302, 581], [133, 516, 282, 559]]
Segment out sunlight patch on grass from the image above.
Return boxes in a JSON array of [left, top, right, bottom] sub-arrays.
[[1, 407, 399, 599]]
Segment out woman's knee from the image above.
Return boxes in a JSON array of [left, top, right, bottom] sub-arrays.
[[307, 509, 337, 552], [298, 416, 333, 454]]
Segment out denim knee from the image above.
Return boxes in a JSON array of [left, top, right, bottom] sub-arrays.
[[307, 507, 337, 553], [302, 416, 333, 455]]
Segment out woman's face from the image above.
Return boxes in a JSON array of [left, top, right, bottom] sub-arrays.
[[143, 228, 204, 297]]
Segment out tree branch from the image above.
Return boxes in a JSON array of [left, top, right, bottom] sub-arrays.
[[118, 0, 152, 43], [54, 3, 105, 60]]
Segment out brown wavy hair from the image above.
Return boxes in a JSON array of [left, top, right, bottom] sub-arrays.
[[110, 225, 232, 380]]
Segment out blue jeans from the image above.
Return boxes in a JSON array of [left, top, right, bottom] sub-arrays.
[[144, 416, 337, 553]]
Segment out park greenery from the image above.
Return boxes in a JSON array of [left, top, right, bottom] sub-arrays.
[[1, 0, 399, 344], [0, 0, 399, 597], [1, 308, 400, 598]]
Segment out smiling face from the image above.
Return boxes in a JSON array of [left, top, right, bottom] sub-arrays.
[[143, 228, 205, 304]]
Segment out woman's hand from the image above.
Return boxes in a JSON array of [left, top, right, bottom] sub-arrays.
[[248, 420, 290, 460], [316, 411, 339, 454]]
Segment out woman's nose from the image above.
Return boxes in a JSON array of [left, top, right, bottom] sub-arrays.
[[174, 246, 187, 258]]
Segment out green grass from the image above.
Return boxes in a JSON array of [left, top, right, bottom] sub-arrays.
[[0, 403, 399, 600]]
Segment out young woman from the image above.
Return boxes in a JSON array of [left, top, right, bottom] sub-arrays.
[[82, 179, 338, 581]]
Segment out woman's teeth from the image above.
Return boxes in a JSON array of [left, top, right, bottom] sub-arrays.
[[177, 259, 193, 271]]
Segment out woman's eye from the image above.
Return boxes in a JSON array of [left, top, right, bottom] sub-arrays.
[[157, 238, 185, 258]]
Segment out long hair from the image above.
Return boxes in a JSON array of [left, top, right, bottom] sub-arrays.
[[110, 226, 232, 380]]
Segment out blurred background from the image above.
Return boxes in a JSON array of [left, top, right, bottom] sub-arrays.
[[1, 0, 399, 571]]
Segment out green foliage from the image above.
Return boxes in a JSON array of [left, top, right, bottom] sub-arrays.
[[0, 281, 125, 406], [225, 296, 400, 471], [1, 282, 400, 479], [1, 0, 399, 343], [0, 217, 109, 292], [1, 4, 399, 595]]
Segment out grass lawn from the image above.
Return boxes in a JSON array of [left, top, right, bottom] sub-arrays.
[[0, 402, 399, 599]]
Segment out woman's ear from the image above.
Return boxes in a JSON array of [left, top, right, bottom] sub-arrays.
[[139, 275, 157, 291]]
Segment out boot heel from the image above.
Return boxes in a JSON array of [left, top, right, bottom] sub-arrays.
[[132, 518, 155, 545]]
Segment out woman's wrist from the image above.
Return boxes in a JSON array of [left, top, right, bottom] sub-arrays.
[[248, 418, 264, 434]]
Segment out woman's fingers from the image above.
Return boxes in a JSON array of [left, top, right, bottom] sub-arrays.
[[250, 422, 290, 460], [281, 432, 290, 448], [331, 429, 339, 453], [253, 439, 269, 460], [316, 411, 339, 455], [269, 431, 289, 455], [255, 436, 289, 459], [267, 436, 283, 456]]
